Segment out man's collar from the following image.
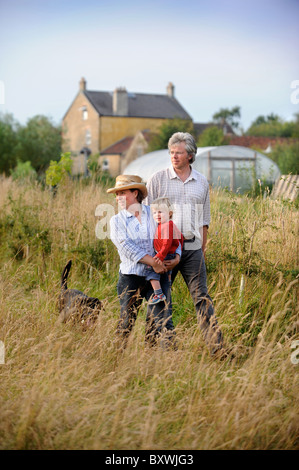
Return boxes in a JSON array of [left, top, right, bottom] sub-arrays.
[[169, 165, 197, 181]]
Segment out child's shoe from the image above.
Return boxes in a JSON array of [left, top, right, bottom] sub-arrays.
[[148, 293, 166, 305]]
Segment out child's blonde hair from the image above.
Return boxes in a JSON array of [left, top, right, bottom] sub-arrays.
[[151, 197, 173, 219]]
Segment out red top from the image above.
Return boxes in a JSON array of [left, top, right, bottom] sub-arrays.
[[154, 220, 184, 261]]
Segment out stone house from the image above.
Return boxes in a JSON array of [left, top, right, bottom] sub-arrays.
[[62, 78, 191, 176]]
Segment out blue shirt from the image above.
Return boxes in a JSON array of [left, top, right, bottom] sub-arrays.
[[110, 204, 181, 276]]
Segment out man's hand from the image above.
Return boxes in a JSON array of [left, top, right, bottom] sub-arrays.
[[163, 254, 180, 272]]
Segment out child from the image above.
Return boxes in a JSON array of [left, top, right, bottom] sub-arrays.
[[148, 197, 184, 305]]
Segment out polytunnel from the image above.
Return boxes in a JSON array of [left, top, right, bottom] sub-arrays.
[[123, 145, 281, 192]]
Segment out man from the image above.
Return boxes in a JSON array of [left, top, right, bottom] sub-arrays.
[[146, 132, 224, 355]]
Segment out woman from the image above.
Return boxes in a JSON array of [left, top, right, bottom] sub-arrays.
[[107, 175, 180, 347]]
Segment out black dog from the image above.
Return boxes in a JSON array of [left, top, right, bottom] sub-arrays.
[[58, 260, 103, 327]]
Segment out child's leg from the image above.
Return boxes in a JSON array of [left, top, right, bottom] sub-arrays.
[[150, 279, 163, 296], [150, 279, 161, 292], [149, 278, 166, 304]]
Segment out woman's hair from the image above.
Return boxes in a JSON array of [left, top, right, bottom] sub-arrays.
[[129, 188, 144, 203], [168, 132, 197, 163]]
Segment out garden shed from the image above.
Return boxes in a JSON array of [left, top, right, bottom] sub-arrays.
[[123, 145, 281, 192]]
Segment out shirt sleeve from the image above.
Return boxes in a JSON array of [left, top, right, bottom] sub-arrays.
[[110, 214, 148, 262], [202, 184, 211, 227]]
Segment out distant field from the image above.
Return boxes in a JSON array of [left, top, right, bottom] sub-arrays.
[[0, 176, 298, 450]]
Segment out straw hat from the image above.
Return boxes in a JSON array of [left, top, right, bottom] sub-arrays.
[[107, 174, 147, 199]]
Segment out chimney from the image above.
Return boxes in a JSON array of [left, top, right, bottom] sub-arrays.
[[167, 82, 175, 97], [79, 77, 86, 92], [113, 87, 128, 116]]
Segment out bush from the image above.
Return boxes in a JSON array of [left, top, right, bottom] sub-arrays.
[[10, 160, 37, 182], [45, 152, 73, 188], [270, 142, 299, 174], [197, 126, 229, 147], [0, 193, 51, 260]]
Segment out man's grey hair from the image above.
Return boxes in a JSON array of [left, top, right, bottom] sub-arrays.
[[168, 132, 197, 163]]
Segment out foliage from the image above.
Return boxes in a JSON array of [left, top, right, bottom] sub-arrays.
[[87, 153, 100, 175], [45, 152, 73, 187], [0, 193, 51, 260], [0, 112, 20, 174], [16, 115, 62, 172], [85, 154, 115, 187], [0, 112, 62, 175], [0, 178, 298, 450], [197, 126, 229, 147], [10, 160, 37, 182], [147, 118, 194, 152], [246, 113, 299, 137], [269, 142, 299, 174], [212, 106, 241, 131]]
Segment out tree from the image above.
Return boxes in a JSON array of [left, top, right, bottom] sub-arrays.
[[0, 113, 20, 175], [147, 118, 194, 152], [17, 115, 62, 172], [10, 160, 37, 182], [212, 106, 241, 131], [246, 113, 299, 137], [270, 142, 299, 174], [45, 152, 73, 188], [197, 126, 229, 147]]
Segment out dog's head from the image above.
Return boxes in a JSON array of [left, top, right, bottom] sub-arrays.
[[79, 298, 103, 329]]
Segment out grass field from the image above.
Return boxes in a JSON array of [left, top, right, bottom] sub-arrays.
[[0, 176, 298, 450]]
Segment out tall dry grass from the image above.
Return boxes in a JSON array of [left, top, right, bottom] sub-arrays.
[[0, 176, 298, 450]]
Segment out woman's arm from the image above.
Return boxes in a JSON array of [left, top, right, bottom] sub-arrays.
[[139, 254, 167, 274]]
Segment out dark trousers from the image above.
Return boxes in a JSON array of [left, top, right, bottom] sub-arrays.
[[171, 247, 224, 353], [117, 272, 175, 347]]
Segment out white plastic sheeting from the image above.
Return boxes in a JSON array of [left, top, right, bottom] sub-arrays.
[[123, 145, 281, 192]]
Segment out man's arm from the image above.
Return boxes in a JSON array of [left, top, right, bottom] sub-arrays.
[[163, 253, 181, 271], [202, 225, 208, 255]]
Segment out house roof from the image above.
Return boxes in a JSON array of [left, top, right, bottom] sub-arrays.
[[193, 122, 235, 137], [227, 135, 294, 149], [83, 90, 192, 120], [101, 136, 135, 155], [101, 130, 153, 155]]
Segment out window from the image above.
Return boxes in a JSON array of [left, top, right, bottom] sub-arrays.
[[102, 159, 109, 171], [82, 106, 88, 120], [85, 129, 91, 146]]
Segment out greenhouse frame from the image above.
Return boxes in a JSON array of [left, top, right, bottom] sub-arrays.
[[123, 145, 281, 192]]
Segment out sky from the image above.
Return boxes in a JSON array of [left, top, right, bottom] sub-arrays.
[[0, 0, 298, 131]]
